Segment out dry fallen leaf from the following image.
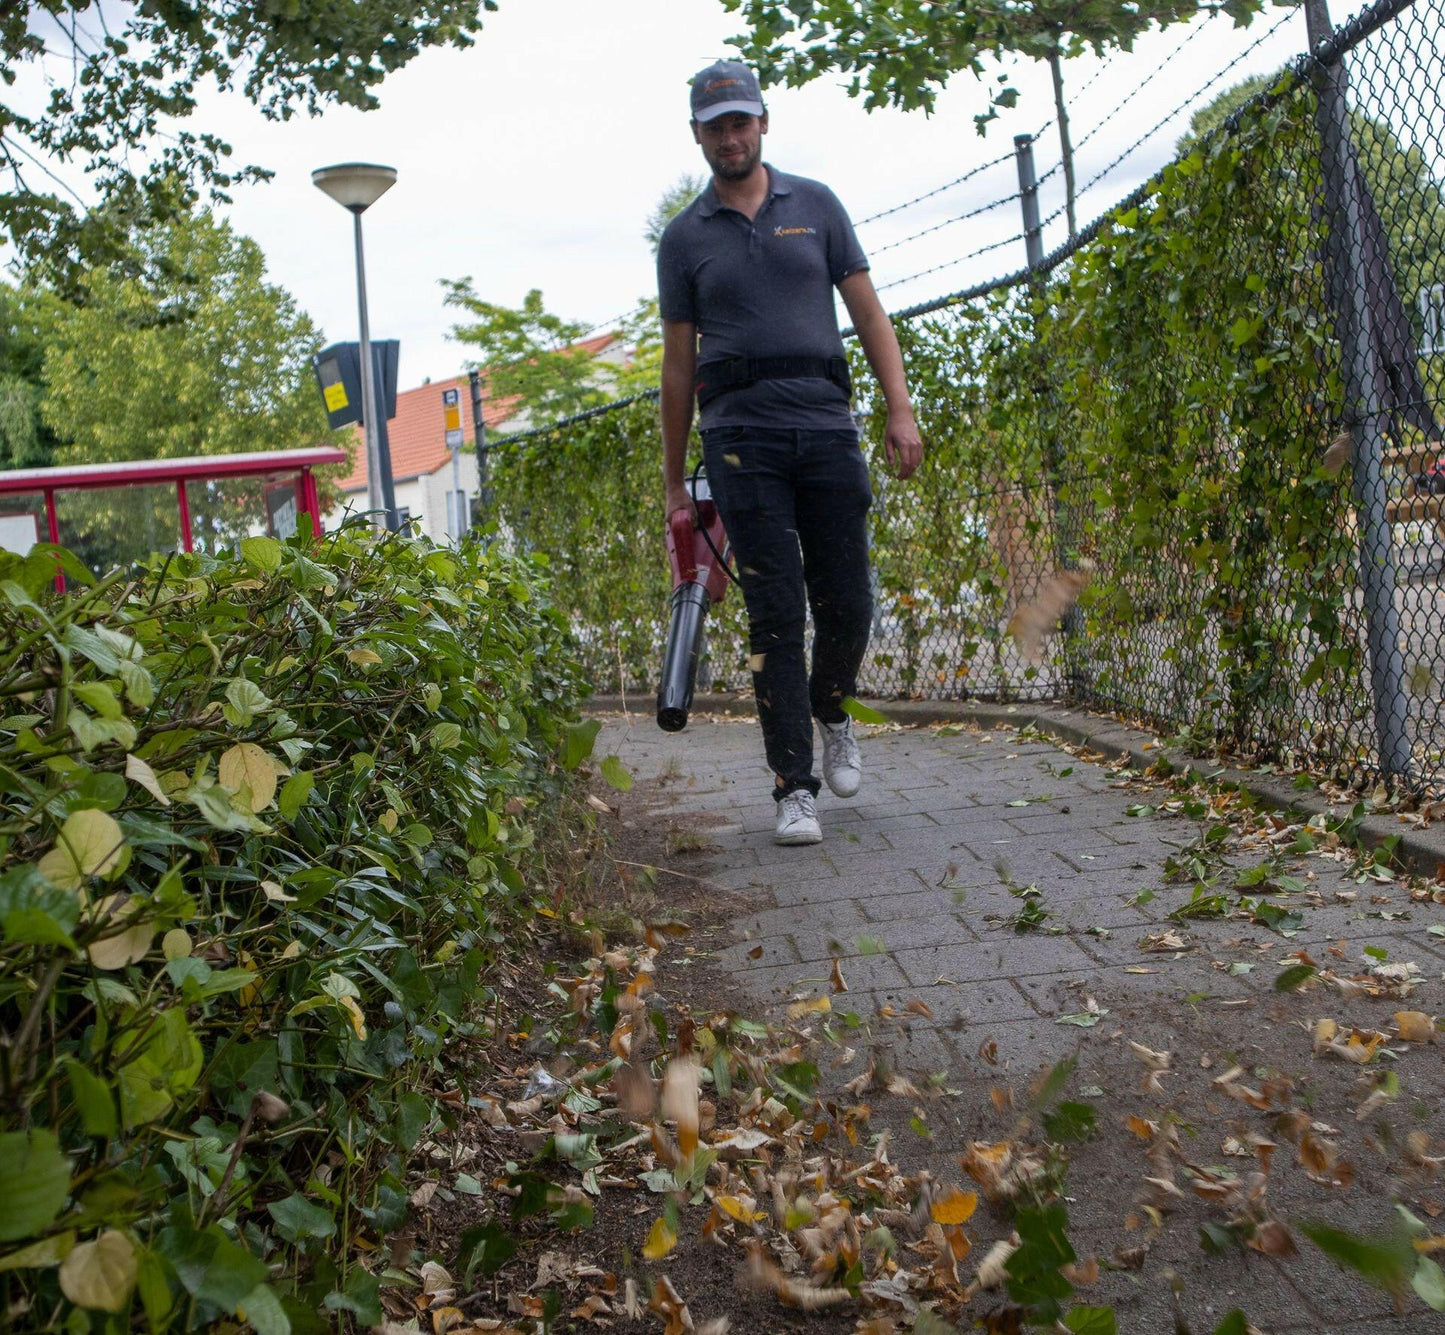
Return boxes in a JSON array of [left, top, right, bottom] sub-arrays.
[[1395, 1011, 1438, 1043], [1128, 1041, 1172, 1093], [1126, 1115, 1158, 1141], [787, 995, 831, 1020], [661, 1058, 701, 1159], [743, 1243, 851, 1310], [963, 1234, 1021, 1300], [1322, 429, 1353, 474], [929, 1186, 978, 1226], [613, 1058, 657, 1120], [647, 1276, 693, 1335], [1007, 569, 1092, 658], [642, 1216, 679, 1261]]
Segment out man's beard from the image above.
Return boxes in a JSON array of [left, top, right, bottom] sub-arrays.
[[710, 143, 759, 181]]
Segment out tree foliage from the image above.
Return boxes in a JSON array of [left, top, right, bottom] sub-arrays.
[[445, 283, 614, 421], [1, 1, 495, 273], [9, 210, 339, 571], [39, 211, 331, 467], [644, 173, 706, 255], [0, 282, 56, 470], [723, 0, 1271, 235], [723, 0, 1265, 116]]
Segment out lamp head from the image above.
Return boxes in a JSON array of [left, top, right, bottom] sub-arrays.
[[311, 163, 397, 214]]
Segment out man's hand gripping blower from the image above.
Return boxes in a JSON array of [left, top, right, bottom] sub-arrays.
[[657, 469, 731, 732]]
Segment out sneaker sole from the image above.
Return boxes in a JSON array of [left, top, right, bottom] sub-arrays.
[[774, 827, 823, 846], [824, 773, 861, 799]]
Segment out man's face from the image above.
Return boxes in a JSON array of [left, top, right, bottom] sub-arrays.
[[692, 111, 767, 181]]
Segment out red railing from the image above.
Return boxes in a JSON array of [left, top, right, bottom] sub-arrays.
[[0, 447, 347, 586]]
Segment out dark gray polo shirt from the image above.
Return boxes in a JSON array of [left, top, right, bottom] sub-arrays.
[[657, 166, 868, 431]]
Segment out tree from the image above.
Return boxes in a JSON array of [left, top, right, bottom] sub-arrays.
[[616, 176, 708, 393], [1, 1, 494, 275], [644, 173, 707, 254], [444, 284, 616, 421], [449, 179, 704, 421], [41, 212, 329, 462], [0, 282, 58, 470], [722, 0, 1267, 238], [33, 209, 336, 568]]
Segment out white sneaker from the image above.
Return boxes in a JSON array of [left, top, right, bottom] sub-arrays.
[[819, 719, 862, 798], [775, 789, 822, 845]]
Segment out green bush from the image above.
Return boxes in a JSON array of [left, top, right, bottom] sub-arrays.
[[0, 525, 587, 1329]]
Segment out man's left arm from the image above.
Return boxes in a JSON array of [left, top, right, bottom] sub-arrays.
[[838, 270, 923, 480]]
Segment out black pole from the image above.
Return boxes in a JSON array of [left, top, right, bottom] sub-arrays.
[[468, 368, 491, 525], [372, 344, 399, 531]]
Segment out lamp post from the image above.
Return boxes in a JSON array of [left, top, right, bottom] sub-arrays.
[[311, 162, 397, 529]]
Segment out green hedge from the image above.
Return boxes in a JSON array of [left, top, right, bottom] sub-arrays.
[[0, 525, 587, 1329], [490, 75, 1444, 782], [490, 397, 751, 695]]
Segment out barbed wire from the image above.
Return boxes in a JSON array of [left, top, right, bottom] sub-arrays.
[[854, 148, 1017, 227], [487, 0, 1411, 444], [1064, 49, 1117, 106], [1057, 11, 1220, 163], [868, 191, 1023, 256], [1040, 5, 1298, 228], [875, 232, 1025, 292]]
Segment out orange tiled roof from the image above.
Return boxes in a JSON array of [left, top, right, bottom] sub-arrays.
[[337, 333, 619, 493]]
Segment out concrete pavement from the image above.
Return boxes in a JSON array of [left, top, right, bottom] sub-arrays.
[[592, 706, 1445, 1333]]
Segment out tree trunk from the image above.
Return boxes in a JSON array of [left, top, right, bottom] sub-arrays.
[[1049, 47, 1077, 238]]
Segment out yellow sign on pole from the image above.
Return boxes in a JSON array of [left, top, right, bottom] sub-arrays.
[[324, 383, 349, 412]]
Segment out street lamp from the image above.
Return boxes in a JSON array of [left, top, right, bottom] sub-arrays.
[[312, 162, 397, 529]]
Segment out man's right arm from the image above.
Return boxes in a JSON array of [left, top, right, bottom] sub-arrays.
[[660, 317, 698, 524]]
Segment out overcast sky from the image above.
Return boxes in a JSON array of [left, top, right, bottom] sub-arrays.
[[24, 0, 1401, 390]]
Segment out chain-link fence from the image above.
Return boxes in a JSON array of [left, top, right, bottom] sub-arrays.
[[487, 0, 1445, 792]]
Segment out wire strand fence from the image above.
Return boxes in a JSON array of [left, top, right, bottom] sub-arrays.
[[488, 0, 1445, 794]]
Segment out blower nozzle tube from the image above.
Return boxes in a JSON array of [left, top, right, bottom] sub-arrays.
[[656, 582, 709, 732]]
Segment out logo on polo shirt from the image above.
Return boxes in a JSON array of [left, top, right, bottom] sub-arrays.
[[774, 225, 817, 237]]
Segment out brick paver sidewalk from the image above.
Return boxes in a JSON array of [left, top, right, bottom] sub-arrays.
[[594, 708, 1445, 1333]]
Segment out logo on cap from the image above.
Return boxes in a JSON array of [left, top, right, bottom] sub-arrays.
[[690, 60, 764, 122]]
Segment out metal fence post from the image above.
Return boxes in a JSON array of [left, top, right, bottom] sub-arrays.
[[1305, 0, 1412, 781], [1015, 133, 1082, 693], [1014, 135, 1045, 271]]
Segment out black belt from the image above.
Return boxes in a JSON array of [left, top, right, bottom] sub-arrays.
[[695, 355, 852, 409]]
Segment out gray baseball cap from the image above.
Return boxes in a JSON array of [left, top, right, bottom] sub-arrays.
[[689, 60, 765, 122]]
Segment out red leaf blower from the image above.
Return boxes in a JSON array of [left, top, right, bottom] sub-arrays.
[[657, 467, 733, 732]]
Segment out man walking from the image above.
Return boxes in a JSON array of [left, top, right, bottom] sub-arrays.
[[658, 59, 923, 846]]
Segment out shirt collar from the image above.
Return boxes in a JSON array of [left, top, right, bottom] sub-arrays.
[[698, 165, 790, 218]]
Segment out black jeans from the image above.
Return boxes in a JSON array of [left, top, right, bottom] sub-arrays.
[[701, 425, 873, 800]]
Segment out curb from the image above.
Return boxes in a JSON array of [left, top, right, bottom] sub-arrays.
[[585, 693, 1445, 880]]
